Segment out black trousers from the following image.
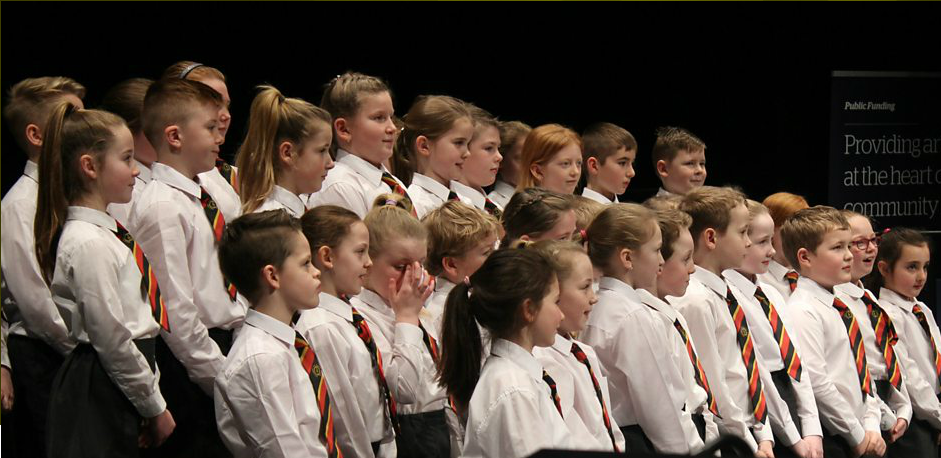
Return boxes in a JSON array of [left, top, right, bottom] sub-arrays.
[[691, 412, 706, 442], [888, 417, 939, 458], [771, 369, 803, 458], [142, 329, 233, 458], [822, 430, 854, 458], [45, 339, 155, 458], [7, 335, 63, 458], [619, 424, 654, 454], [396, 409, 451, 458]]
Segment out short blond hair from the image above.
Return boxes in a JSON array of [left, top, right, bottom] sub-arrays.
[[423, 201, 500, 276], [141, 78, 223, 149], [780, 206, 849, 272], [4, 76, 86, 150], [679, 186, 746, 244], [531, 240, 587, 283], [572, 195, 605, 231], [745, 199, 770, 219], [655, 208, 692, 261], [586, 203, 657, 272], [365, 194, 425, 257], [762, 192, 809, 228], [651, 126, 705, 170]]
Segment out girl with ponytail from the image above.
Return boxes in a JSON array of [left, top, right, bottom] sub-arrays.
[[236, 85, 334, 216], [37, 101, 176, 457]]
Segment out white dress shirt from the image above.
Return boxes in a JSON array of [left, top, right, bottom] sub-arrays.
[[51, 206, 165, 417], [581, 187, 617, 204], [198, 166, 242, 221], [534, 333, 626, 451], [725, 269, 823, 444], [581, 277, 703, 454], [835, 282, 913, 427], [759, 260, 797, 301], [128, 162, 247, 394], [879, 288, 941, 430], [788, 277, 882, 446], [636, 288, 720, 447], [307, 149, 408, 218], [406, 174, 472, 219], [0, 161, 75, 354], [486, 180, 515, 209], [215, 309, 328, 458], [462, 338, 574, 458], [256, 185, 307, 217], [1, 310, 9, 370], [108, 159, 151, 227], [450, 180, 501, 214], [656, 187, 675, 198], [294, 293, 395, 458], [668, 267, 775, 451]]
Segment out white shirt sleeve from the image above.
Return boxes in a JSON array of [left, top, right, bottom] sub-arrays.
[[311, 181, 369, 219], [383, 323, 433, 406], [470, 389, 564, 458], [214, 352, 328, 458], [132, 199, 224, 394], [68, 239, 165, 418], [1, 199, 75, 355], [891, 320, 941, 430]]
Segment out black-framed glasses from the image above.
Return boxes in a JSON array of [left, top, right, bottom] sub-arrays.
[[851, 235, 881, 251]]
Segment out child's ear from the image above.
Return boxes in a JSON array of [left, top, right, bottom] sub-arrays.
[[442, 256, 459, 279], [316, 245, 334, 270], [530, 163, 544, 183], [78, 154, 98, 180], [702, 228, 718, 251], [416, 135, 431, 158], [877, 259, 890, 278], [165, 124, 182, 150], [656, 159, 669, 179], [334, 118, 351, 144], [797, 247, 813, 271], [619, 247, 633, 271], [278, 141, 295, 166], [262, 264, 280, 290], [25, 124, 43, 148], [586, 156, 600, 175], [521, 297, 537, 324]]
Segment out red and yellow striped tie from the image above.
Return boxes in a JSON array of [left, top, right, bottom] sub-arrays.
[[199, 186, 238, 302], [295, 332, 343, 458], [754, 286, 802, 381], [861, 291, 902, 389], [674, 320, 721, 418], [723, 287, 767, 423], [570, 341, 619, 451], [215, 158, 238, 193], [784, 271, 800, 293], [380, 172, 417, 218], [833, 297, 873, 400], [911, 304, 941, 387], [351, 307, 399, 433], [113, 221, 170, 332]]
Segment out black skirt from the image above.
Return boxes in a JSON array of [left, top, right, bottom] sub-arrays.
[[396, 408, 451, 458], [45, 339, 155, 458]]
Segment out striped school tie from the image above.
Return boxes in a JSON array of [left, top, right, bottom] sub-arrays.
[[570, 341, 619, 451], [833, 297, 873, 400], [294, 332, 343, 458], [911, 303, 941, 387], [673, 319, 721, 417], [380, 172, 417, 218], [199, 186, 238, 302], [484, 198, 503, 219], [542, 369, 563, 418], [350, 307, 399, 433], [113, 221, 170, 332], [754, 286, 802, 381], [860, 291, 902, 389], [784, 271, 800, 293], [723, 287, 768, 423], [447, 190, 461, 202], [215, 158, 238, 192], [417, 323, 461, 415]]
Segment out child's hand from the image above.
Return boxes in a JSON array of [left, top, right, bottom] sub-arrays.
[[1, 366, 14, 411], [851, 433, 871, 458], [790, 438, 809, 458], [803, 435, 824, 458], [755, 440, 775, 458], [863, 430, 885, 457], [886, 418, 907, 443], [389, 262, 434, 326], [140, 409, 175, 448]]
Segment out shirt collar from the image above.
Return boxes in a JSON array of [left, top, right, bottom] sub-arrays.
[[24, 160, 39, 182], [767, 260, 791, 280], [336, 149, 385, 187], [245, 309, 295, 346], [354, 288, 393, 318], [796, 276, 835, 306], [598, 276, 642, 303], [636, 288, 677, 321], [151, 162, 202, 198], [691, 266, 728, 297], [491, 338, 543, 380], [879, 288, 919, 312], [135, 160, 153, 183], [550, 333, 574, 354], [450, 180, 485, 208], [317, 292, 354, 322], [581, 187, 614, 204], [269, 185, 306, 217], [435, 277, 457, 295], [723, 269, 757, 296], [67, 206, 118, 231], [411, 173, 451, 201], [834, 281, 865, 300], [493, 180, 515, 197], [656, 187, 675, 198]]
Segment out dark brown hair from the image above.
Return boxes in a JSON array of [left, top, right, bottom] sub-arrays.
[[218, 210, 303, 305]]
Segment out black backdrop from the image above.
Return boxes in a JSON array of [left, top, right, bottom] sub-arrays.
[[3, 2, 939, 300]]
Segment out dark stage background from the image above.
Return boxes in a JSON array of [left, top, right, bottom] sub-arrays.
[[3, 2, 939, 301]]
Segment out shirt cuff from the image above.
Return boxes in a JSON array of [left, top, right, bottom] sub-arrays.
[[394, 322, 425, 346], [845, 423, 866, 448], [134, 389, 167, 419], [800, 417, 824, 438]]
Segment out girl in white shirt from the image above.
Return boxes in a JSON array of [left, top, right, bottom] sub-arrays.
[[454, 105, 504, 218], [395, 95, 475, 219], [488, 120, 531, 208], [516, 124, 583, 195], [501, 187, 577, 248], [438, 247, 571, 458], [868, 227, 940, 457], [36, 102, 175, 457], [296, 204, 396, 458], [235, 85, 335, 217], [531, 240, 626, 452]]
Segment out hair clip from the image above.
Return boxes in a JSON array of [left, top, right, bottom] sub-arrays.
[[883, 227, 892, 234], [579, 229, 588, 242], [384, 198, 398, 207], [179, 62, 204, 79]]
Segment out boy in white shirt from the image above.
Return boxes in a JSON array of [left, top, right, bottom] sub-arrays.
[[579, 122, 636, 204], [651, 126, 706, 198]]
